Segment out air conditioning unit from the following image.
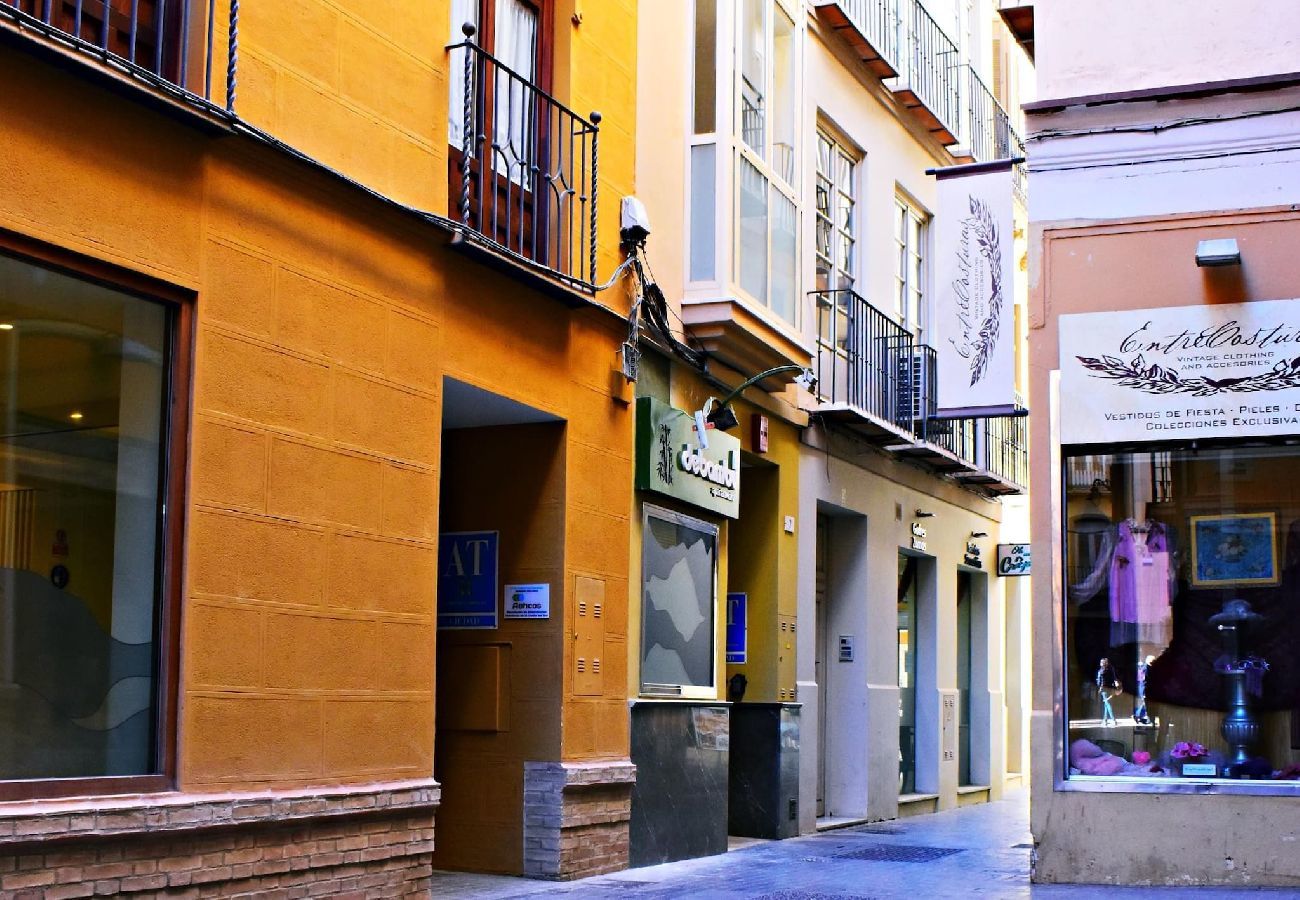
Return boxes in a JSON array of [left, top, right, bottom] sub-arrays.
[[893, 346, 932, 433]]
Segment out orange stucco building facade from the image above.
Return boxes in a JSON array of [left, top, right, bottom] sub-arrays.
[[0, 0, 639, 892]]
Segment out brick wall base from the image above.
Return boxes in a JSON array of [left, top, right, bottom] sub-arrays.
[[523, 760, 635, 880], [0, 780, 439, 898]]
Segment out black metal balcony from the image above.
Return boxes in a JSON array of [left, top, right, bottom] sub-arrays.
[[450, 35, 601, 290], [813, 291, 1027, 493], [812, 0, 900, 79], [894, 0, 960, 144], [814, 288, 932, 440], [941, 410, 1028, 493], [981, 411, 1029, 489], [963, 66, 1025, 164], [1, 0, 237, 108]]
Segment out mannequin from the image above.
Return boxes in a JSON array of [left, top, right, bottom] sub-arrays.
[[1134, 655, 1154, 724], [1096, 657, 1123, 727]]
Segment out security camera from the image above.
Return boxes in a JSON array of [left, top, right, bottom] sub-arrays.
[[621, 196, 652, 249]]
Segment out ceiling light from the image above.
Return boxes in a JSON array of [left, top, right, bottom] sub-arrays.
[[69, 411, 84, 421], [0, 323, 13, 331]]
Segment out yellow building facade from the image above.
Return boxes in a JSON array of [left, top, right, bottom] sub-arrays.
[[0, 0, 639, 891]]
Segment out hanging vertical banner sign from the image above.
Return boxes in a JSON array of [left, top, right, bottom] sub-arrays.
[[437, 531, 499, 629], [725, 592, 747, 664], [933, 162, 1017, 413]]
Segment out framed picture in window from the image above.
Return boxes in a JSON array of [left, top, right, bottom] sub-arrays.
[[1189, 512, 1279, 587]]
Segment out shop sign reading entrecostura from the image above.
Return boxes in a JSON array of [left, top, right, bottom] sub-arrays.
[[634, 397, 741, 519], [1060, 298, 1300, 444]]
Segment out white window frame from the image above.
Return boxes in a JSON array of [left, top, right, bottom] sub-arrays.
[[732, 0, 799, 323], [894, 194, 930, 341], [685, 0, 802, 330], [814, 127, 858, 295], [814, 125, 860, 357]]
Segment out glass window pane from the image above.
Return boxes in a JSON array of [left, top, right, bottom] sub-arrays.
[[740, 0, 765, 155], [642, 508, 717, 691], [692, 0, 717, 134], [815, 178, 830, 220], [689, 144, 717, 281], [738, 155, 769, 303], [0, 252, 168, 780], [815, 217, 831, 262], [770, 187, 797, 323], [1062, 445, 1300, 784], [771, 7, 796, 184]]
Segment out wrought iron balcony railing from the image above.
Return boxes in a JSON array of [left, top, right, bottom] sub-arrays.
[[451, 35, 601, 290], [814, 289, 1028, 490], [963, 66, 1024, 164], [1, 0, 237, 108], [814, 288, 935, 437], [813, 0, 900, 77], [983, 410, 1028, 487], [898, 0, 960, 138]]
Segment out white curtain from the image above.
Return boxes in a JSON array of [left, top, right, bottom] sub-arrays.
[[492, 0, 539, 181], [447, 0, 479, 151]]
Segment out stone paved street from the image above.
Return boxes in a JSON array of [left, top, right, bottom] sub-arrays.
[[430, 790, 1295, 899]]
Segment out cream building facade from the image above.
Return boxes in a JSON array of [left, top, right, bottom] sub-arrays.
[[634, 0, 1036, 857]]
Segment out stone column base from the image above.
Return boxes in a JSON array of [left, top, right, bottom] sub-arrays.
[[523, 759, 636, 880]]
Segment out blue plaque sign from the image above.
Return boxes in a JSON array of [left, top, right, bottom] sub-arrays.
[[725, 592, 747, 664], [438, 531, 499, 629]]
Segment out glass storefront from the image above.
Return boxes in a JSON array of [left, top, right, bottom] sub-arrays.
[[1064, 443, 1300, 783], [0, 252, 171, 781]]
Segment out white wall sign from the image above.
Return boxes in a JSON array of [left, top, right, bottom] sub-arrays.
[[504, 583, 550, 619], [934, 165, 1017, 412], [838, 635, 855, 663], [996, 543, 1031, 577], [1060, 298, 1300, 444]]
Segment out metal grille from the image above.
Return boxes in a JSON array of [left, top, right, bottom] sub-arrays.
[[900, 0, 960, 135], [1, 0, 238, 109], [832, 843, 964, 863], [814, 288, 934, 437], [963, 66, 1024, 163]]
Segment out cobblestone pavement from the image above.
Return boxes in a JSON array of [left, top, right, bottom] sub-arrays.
[[430, 789, 1296, 898]]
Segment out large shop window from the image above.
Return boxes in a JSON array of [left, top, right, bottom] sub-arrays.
[[641, 505, 718, 699], [0, 250, 174, 791], [1064, 443, 1300, 785]]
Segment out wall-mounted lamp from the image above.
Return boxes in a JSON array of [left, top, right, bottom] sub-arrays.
[[693, 365, 817, 449], [915, 509, 935, 519], [1196, 238, 1241, 268], [970, 531, 988, 538]]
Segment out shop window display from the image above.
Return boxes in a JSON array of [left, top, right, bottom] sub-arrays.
[[1064, 444, 1300, 783]]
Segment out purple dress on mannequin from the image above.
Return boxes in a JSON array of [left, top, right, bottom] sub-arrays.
[[1110, 520, 1171, 646]]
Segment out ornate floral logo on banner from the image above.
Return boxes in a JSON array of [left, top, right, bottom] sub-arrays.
[[948, 196, 1003, 387], [1076, 318, 1300, 397], [1076, 353, 1300, 396]]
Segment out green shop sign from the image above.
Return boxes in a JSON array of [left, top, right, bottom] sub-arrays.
[[635, 397, 740, 519]]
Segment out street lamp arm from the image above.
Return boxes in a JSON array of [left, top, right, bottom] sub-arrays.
[[716, 364, 811, 407]]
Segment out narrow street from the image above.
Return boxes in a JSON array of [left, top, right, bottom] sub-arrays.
[[429, 790, 1290, 899]]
